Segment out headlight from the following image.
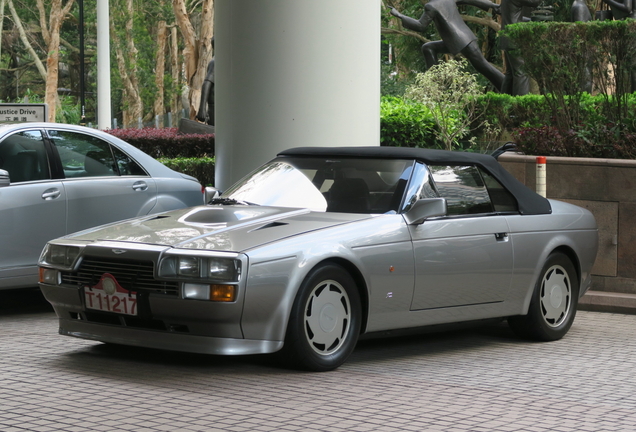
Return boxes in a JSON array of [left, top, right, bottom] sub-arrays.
[[39, 244, 82, 269], [158, 255, 241, 282]]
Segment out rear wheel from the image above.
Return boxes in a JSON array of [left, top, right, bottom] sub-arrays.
[[282, 264, 361, 372], [509, 252, 578, 341]]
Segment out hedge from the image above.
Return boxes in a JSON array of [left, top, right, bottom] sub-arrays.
[[158, 157, 215, 187], [107, 127, 214, 158]]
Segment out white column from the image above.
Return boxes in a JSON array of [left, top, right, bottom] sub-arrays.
[[214, 0, 380, 190], [96, 0, 112, 130]]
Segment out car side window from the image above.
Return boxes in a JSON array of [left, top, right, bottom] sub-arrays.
[[112, 146, 147, 176], [479, 168, 519, 213], [429, 165, 494, 216], [0, 130, 51, 183], [48, 130, 117, 178]]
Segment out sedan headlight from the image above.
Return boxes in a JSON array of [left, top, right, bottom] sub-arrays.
[[39, 244, 82, 270], [158, 255, 241, 282]]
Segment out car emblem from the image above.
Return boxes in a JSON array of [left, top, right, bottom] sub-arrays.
[[112, 249, 127, 255]]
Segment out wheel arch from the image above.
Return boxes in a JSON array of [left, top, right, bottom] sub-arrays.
[[314, 257, 370, 335], [550, 245, 582, 289], [518, 242, 582, 315]]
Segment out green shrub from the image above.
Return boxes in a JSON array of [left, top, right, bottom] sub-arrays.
[[475, 93, 552, 130], [405, 59, 485, 150], [108, 128, 215, 158], [159, 157, 215, 187], [380, 96, 439, 148], [476, 92, 599, 132], [513, 126, 636, 159]]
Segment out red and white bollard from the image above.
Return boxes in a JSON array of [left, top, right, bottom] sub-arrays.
[[536, 156, 547, 198]]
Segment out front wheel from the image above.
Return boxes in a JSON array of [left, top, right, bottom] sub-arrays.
[[508, 252, 579, 341], [282, 264, 361, 372]]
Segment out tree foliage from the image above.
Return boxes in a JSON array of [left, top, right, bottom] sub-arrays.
[[0, 0, 214, 126], [502, 20, 636, 132], [405, 59, 487, 150]]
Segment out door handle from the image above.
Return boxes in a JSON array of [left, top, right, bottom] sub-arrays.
[[42, 188, 61, 200], [495, 232, 509, 242], [132, 181, 148, 191]]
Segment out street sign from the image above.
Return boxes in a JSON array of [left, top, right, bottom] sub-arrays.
[[0, 104, 48, 123]]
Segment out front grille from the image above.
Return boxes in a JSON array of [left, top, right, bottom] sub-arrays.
[[61, 257, 179, 296]]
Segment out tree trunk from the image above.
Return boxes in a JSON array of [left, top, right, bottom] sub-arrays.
[[110, 21, 143, 127], [8, 0, 47, 79], [172, 0, 214, 119], [154, 20, 167, 126], [39, 0, 75, 122], [0, 0, 5, 63], [170, 25, 180, 116], [111, 0, 143, 127]]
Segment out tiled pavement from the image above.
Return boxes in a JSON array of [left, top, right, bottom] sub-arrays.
[[1, 290, 636, 432]]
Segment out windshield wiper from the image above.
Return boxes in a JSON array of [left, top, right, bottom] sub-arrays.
[[209, 197, 259, 206]]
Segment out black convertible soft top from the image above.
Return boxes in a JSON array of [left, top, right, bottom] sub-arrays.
[[278, 146, 551, 215]]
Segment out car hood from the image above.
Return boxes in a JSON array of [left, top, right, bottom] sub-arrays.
[[68, 205, 371, 252]]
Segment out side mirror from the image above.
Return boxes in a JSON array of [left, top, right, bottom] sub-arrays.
[[204, 186, 220, 203], [403, 198, 447, 225], [0, 169, 9, 187]]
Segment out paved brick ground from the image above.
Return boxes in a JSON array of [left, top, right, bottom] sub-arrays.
[[1, 289, 636, 432]]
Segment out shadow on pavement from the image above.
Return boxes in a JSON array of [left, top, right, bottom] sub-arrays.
[[0, 287, 53, 315], [48, 320, 523, 377]]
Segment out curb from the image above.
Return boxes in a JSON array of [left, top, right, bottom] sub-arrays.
[[578, 290, 636, 315]]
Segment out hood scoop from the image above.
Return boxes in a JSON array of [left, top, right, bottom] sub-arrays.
[[141, 215, 171, 223], [250, 221, 289, 232]]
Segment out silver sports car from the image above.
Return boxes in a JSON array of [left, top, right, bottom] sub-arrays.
[[0, 122, 205, 290], [39, 147, 598, 371]]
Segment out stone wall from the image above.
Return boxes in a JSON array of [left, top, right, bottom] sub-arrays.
[[498, 153, 636, 314]]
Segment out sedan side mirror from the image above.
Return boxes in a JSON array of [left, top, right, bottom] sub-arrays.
[[0, 169, 9, 187], [403, 198, 447, 225]]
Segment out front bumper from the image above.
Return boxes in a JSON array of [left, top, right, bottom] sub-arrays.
[[58, 319, 283, 355], [40, 282, 283, 356]]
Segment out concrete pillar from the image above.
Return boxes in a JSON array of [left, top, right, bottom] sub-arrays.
[[214, 0, 380, 190], [96, 0, 112, 130]]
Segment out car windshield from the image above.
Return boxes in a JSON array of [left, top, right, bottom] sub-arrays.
[[222, 156, 416, 213]]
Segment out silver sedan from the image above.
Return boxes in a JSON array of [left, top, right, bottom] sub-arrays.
[[39, 147, 598, 371], [0, 122, 205, 290]]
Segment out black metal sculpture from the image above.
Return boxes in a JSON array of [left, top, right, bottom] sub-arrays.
[[601, 0, 636, 19], [570, 0, 593, 93], [570, 0, 592, 21], [498, 0, 542, 96], [390, 1, 504, 92], [196, 38, 215, 126]]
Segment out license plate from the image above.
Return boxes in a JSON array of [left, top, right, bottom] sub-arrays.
[[84, 273, 138, 316], [85, 287, 138, 316]]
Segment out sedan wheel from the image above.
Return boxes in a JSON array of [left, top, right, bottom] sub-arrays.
[[283, 264, 361, 371], [508, 252, 579, 341]]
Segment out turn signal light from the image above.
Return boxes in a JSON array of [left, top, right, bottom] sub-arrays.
[[39, 268, 59, 285], [210, 284, 236, 302]]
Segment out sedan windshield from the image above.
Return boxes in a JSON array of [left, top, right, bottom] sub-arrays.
[[222, 156, 416, 213]]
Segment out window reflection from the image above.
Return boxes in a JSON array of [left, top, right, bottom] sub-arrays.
[[222, 157, 416, 214], [0, 130, 50, 183], [429, 165, 494, 216], [49, 130, 118, 178]]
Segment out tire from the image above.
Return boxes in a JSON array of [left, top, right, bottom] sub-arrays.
[[508, 252, 579, 341], [282, 264, 362, 372]]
